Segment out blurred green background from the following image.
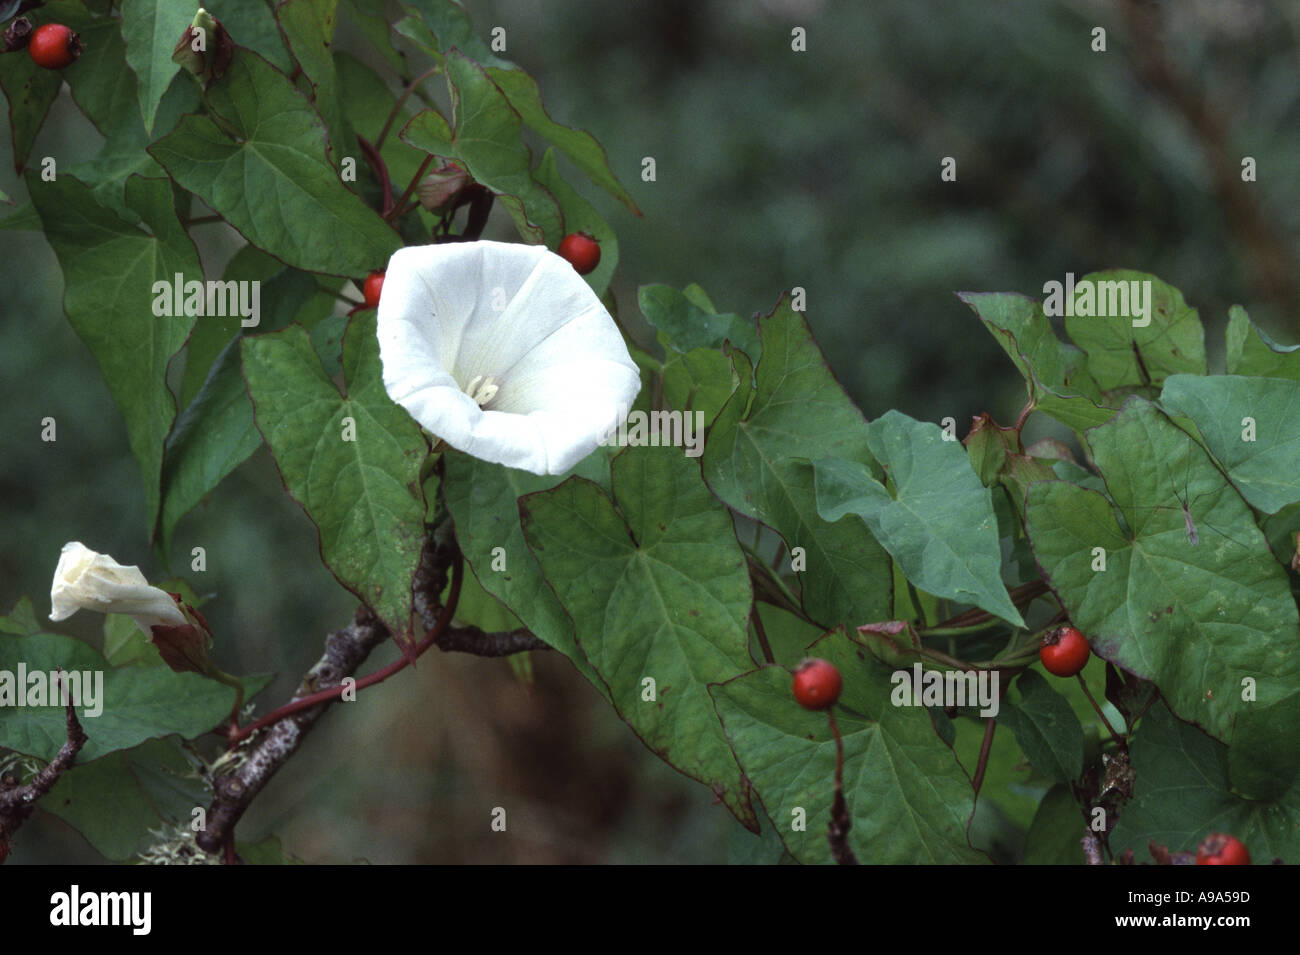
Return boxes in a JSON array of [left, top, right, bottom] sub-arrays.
[[2, 0, 1297, 863]]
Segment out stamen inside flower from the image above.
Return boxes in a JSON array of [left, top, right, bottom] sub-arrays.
[[464, 374, 500, 408]]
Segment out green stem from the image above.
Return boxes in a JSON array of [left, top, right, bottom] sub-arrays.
[[207, 667, 245, 728], [740, 541, 806, 621], [904, 579, 932, 627], [917, 619, 1006, 638], [1076, 673, 1127, 750]]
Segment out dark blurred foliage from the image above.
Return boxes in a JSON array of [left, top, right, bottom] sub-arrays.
[[2, 0, 1297, 863]]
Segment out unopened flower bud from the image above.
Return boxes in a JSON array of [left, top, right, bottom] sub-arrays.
[[417, 163, 471, 212], [173, 7, 233, 86]]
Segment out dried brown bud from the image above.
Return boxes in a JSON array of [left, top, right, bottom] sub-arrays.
[[2, 16, 32, 52]]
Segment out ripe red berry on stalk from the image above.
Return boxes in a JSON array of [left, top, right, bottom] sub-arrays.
[[362, 271, 384, 309], [792, 658, 842, 710], [28, 23, 81, 69], [558, 231, 600, 275], [1196, 833, 1250, 865], [1039, 625, 1091, 677]]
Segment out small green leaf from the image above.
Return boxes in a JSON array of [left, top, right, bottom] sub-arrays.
[[1161, 373, 1300, 515], [0, 41, 62, 173], [639, 283, 760, 361], [399, 108, 455, 158], [241, 311, 428, 638], [159, 337, 264, 552], [702, 300, 893, 630], [998, 670, 1084, 784], [120, 0, 191, 133], [959, 290, 1111, 431], [710, 629, 985, 864], [442, 451, 610, 696], [443, 51, 561, 244], [487, 66, 640, 214], [44, 738, 210, 861], [103, 613, 155, 667], [150, 53, 401, 275], [814, 411, 1026, 627], [1225, 305, 1300, 380], [338, 52, 428, 193], [1110, 702, 1300, 861], [47, 0, 138, 136], [278, 0, 348, 161], [521, 446, 758, 830], [0, 598, 42, 636], [0, 632, 238, 762], [1024, 399, 1300, 760], [1063, 270, 1207, 391], [215, 0, 294, 72], [1021, 785, 1085, 864], [0, 203, 41, 230], [28, 174, 200, 536], [533, 147, 617, 295], [399, 0, 512, 68]]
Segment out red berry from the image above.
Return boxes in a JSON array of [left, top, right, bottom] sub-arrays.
[[1039, 625, 1091, 677], [557, 231, 601, 275], [792, 658, 842, 710], [28, 23, 80, 70], [1196, 833, 1251, 865], [362, 271, 384, 309]]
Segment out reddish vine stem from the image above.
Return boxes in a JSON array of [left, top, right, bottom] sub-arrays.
[[971, 716, 997, 797], [225, 556, 465, 746], [826, 709, 858, 865], [385, 153, 435, 222], [750, 606, 775, 665], [356, 134, 394, 215], [932, 580, 1048, 631], [196, 538, 460, 854], [375, 65, 441, 151], [1012, 399, 1035, 438]]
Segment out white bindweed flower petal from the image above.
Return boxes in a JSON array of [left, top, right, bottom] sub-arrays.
[[376, 240, 641, 475], [49, 541, 188, 635]]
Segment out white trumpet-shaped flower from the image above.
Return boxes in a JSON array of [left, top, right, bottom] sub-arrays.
[[376, 240, 641, 475], [49, 541, 188, 635]]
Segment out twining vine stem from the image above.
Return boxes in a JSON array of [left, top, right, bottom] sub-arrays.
[[826, 709, 858, 865], [1076, 673, 1127, 751], [385, 154, 435, 222], [222, 551, 466, 746], [375, 65, 442, 151]]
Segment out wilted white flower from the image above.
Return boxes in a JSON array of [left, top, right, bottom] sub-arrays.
[[49, 541, 188, 635], [376, 240, 641, 475]]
